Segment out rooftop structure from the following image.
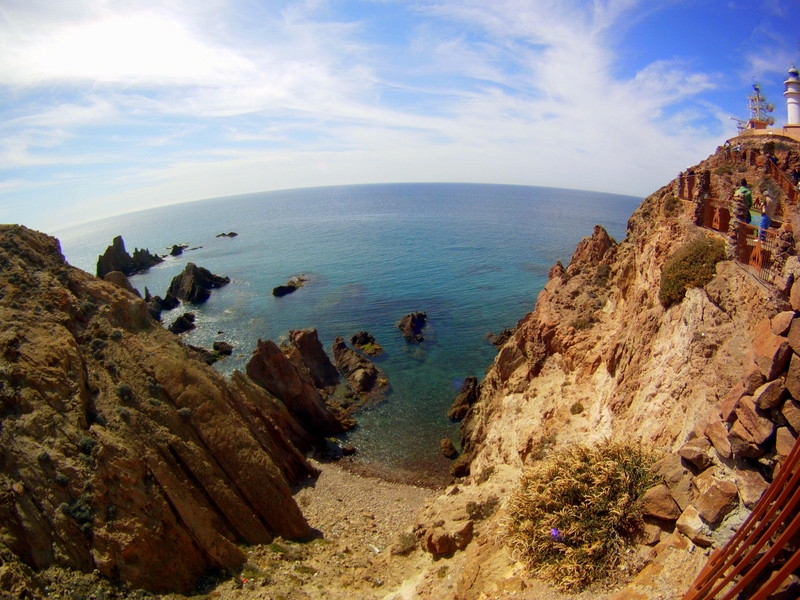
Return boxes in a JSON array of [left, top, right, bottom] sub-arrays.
[[735, 66, 800, 142]]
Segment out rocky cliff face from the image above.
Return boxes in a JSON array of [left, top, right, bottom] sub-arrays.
[[415, 138, 800, 597], [0, 225, 345, 595]]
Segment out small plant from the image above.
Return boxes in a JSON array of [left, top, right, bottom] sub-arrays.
[[569, 401, 584, 415], [658, 237, 725, 307], [505, 440, 658, 591]]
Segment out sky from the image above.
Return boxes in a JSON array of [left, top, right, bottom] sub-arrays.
[[1, 0, 799, 233]]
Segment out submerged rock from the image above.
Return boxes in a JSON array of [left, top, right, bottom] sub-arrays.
[[398, 311, 427, 343], [351, 331, 384, 356], [273, 274, 308, 297]]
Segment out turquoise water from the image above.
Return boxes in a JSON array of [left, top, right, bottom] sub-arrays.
[[55, 183, 640, 483]]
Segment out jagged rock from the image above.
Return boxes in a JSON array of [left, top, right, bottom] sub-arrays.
[[487, 328, 513, 348], [168, 312, 196, 334], [676, 506, 713, 547], [734, 396, 775, 444], [331, 337, 389, 400], [705, 420, 733, 459], [720, 380, 748, 422], [733, 468, 769, 509], [728, 420, 765, 458], [167, 262, 230, 304], [692, 471, 738, 525], [752, 318, 791, 380], [641, 484, 681, 521], [775, 425, 797, 459], [448, 377, 480, 421], [422, 520, 473, 557], [103, 271, 139, 295], [216, 231, 238, 238], [170, 244, 186, 256], [96, 235, 163, 278], [754, 377, 786, 410], [213, 340, 233, 355], [246, 338, 351, 435], [781, 398, 800, 431], [0, 225, 316, 594], [350, 331, 384, 356], [651, 454, 695, 511], [450, 454, 471, 478], [272, 275, 307, 297], [398, 311, 427, 343], [287, 329, 340, 389], [440, 438, 458, 459], [677, 438, 713, 471]]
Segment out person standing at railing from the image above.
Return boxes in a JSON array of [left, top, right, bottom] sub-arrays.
[[758, 192, 777, 242], [734, 179, 753, 223]]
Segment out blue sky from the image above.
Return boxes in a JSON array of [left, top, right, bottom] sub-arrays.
[[1, 0, 798, 233]]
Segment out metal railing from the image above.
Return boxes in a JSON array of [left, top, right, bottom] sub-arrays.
[[682, 436, 800, 599], [731, 220, 780, 284]]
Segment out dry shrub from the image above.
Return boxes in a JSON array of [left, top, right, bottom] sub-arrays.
[[504, 440, 657, 591], [658, 237, 725, 307]]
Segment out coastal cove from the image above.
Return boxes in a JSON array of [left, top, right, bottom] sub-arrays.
[[55, 182, 640, 482]]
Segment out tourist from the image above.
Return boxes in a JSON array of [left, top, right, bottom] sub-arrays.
[[758, 192, 777, 242], [733, 179, 753, 223]]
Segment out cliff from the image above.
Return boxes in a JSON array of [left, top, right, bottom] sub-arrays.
[[0, 225, 349, 596], [412, 136, 800, 597]]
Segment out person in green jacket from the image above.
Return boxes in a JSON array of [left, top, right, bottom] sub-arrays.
[[734, 178, 753, 223]]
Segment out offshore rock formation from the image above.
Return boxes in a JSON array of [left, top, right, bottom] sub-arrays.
[[398, 311, 427, 342], [331, 336, 390, 406], [413, 138, 800, 598], [0, 225, 343, 595], [166, 262, 230, 304], [95, 235, 163, 278]]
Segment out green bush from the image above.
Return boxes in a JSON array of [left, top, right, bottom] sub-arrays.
[[504, 441, 657, 591], [658, 237, 725, 307]]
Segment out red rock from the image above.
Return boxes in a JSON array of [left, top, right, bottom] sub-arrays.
[[781, 398, 800, 431], [772, 311, 796, 336], [752, 317, 791, 380], [693, 471, 739, 525], [776, 426, 797, 459], [650, 454, 694, 510], [734, 469, 769, 509], [788, 316, 800, 352], [719, 381, 747, 423], [728, 420, 765, 458], [675, 506, 713, 547], [791, 279, 800, 311], [705, 420, 732, 459], [677, 438, 713, 471], [753, 377, 786, 410], [735, 396, 775, 445], [785, 355, 800, 404], [641, 484, 682, 521]]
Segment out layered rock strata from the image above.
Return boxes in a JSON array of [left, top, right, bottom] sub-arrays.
[[0, 225, 344, 595]]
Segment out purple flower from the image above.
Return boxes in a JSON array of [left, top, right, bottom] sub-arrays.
[[549, 528, 562, 541]]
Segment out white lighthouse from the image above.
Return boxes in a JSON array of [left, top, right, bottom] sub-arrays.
[[785, 65, 800, 127]]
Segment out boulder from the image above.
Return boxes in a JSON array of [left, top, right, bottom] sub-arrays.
[[781, 398, 800, 431], [246, 338, 350, 435], [734, 396, 775, 445], [103, 271, 139, 295], [752, 317, 791, 380], [288, 329, 340, 389], [785, 354, 800, 402], [641, 484, 681, 521], [753, 377, 786, 410], [771, 311, 795, 336], [677, 438, 713, 471], [448, 376, 480, 421], [168, 312, 196, 334], [728, 420, 765, 458], [692, 471, 739, 525], [787, 317, 800, 353], [331, 337, 389, 401], [96, 235, 163, 278], [213, 341, 234, 356], [719, 380, 747, 422], [167, 263, 230, 304], [675, 506, 713, 547], [651, 454, 695, 511], [398, 311, 428, 343], [733, 468, 769, 509], [775, 426, 797, 459], [705, 420, 733, 459], [272, 275, 307, 297], [440, 438, 458, 459], [350, 331, 384, 356], [422, 520, 474, 557]]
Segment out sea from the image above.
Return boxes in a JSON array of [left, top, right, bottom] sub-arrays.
[[54, 183, 641, 484]]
